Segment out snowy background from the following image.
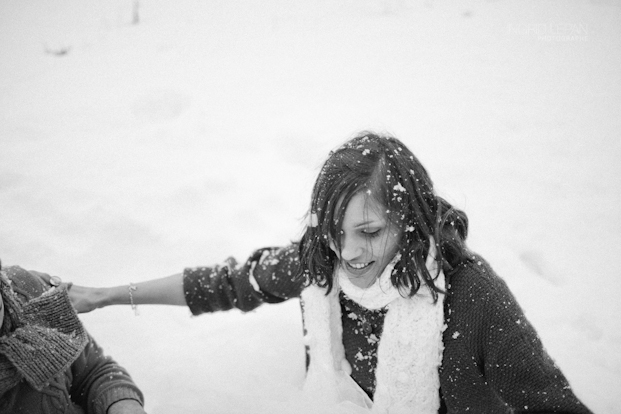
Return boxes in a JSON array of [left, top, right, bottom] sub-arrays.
[[1, 0, 620, 412]]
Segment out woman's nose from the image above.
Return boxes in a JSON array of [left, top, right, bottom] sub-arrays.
[[339, 234, 363, 261]]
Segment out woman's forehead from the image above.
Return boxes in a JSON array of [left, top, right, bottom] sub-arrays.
[[342, 193, 386, 226]]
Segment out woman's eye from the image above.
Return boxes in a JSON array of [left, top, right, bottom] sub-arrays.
[[362, 229, 381, 238]]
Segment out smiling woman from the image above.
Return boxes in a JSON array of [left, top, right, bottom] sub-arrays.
[[67, 132, 593, 413]]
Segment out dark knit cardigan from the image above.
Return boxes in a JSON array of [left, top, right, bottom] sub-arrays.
[[183, 245, 592, 414], [0, 266, 144, 414]]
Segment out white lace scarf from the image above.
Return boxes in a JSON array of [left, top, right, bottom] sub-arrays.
[[301, 243, 446, 414]]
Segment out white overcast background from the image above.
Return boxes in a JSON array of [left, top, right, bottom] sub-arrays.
[[1, 0, 620, 413]]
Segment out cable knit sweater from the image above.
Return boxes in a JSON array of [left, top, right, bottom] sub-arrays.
[[183, 245, 592, 413], [0, 266, 144, 414]]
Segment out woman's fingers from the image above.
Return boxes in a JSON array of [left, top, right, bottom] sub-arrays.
[[68, 285, 99, 313]]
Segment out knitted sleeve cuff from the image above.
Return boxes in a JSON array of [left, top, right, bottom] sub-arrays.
[[95, 386, 144, 414], [182, 245, 304, 315]]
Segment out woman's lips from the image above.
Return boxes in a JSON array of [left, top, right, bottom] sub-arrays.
[[344, 261, 374, 276]]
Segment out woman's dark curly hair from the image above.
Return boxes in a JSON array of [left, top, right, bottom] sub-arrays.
[[298, 132, 470, 301]]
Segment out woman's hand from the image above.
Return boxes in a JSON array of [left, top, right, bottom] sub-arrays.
[[68, 284, 106, 313], [25, 270, 103, 313], [108, 399, 147, 414]]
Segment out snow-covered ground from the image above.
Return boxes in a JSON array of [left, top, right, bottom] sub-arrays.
[[1, 0, 620, 412]]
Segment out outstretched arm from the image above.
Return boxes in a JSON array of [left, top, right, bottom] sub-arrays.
[[69, 273, 186, 313], [67, 244, 304, 314]]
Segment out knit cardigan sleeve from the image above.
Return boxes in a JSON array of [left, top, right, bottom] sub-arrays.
[[444, 257, 592, 413], [183, 244, 305, 315]]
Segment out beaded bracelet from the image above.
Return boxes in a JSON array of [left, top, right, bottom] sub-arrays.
[[128, 283, 139, 316]]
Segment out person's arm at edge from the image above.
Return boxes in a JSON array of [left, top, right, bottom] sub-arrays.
[[107, 399, 146, 414], [69, 333, 145, 414]]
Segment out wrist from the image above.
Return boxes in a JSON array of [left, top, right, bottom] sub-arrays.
[[97, 286, 119, 308]]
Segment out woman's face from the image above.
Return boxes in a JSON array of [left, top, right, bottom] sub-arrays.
[[329, 192, 401, 287]]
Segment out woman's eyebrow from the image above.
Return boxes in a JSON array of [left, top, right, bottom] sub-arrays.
[[354, 220, 382, 228]]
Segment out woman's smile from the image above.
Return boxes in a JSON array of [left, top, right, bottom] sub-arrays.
[[343, 260, 376, 278], [347, 261, 373, 270]]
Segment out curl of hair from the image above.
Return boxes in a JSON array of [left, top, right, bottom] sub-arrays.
[[298, 132, 471, 301], [1, 266, 24, 336]]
